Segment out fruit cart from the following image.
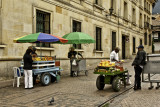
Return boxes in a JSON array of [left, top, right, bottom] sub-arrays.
[[20, 56, 61, 86], [94, 60, 128, 92], [142, 54, 160, 89], [71, 59, 88, 76]]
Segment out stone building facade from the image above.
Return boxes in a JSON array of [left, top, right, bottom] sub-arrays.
[[0, 0, 155, 78], [152, 14, 160, 53]]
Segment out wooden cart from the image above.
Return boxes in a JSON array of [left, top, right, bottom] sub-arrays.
[[94, 66, 128, 92]]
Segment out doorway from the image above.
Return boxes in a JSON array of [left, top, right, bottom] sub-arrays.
[[112, 32, 116, 51], [122, 36, 126, 59]]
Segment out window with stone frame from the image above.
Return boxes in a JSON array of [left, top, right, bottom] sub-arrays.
[[149, 34, 151, 46], [36, 10, 50, 47], [132, 8, 136, 23], [96, 27, 102, 51], [139, 13, 142, 27], [147, 2, 148, 10], [144, 14, 146, 27], [133, 37, 136, 53], [140, 39, 142, 45], [72, 20, 81, 49], [144, 32, 147, 45], [149, 4, 151, 12], [124, 2, 128, 19], [111, 0, 116, 13], [112, 31, 116, 51], [144, 0, 146, 9]]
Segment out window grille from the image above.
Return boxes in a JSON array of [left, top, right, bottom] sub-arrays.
[[36, 10, 50, 47], [96, 27, 102, 51], [73, 20, 81, 49], [133, 37, 136, 53]]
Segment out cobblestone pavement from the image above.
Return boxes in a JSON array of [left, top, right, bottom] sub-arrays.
[[0, 59, 154, 107], [108, 74, 160, 107], [108, 57, 160, 107]]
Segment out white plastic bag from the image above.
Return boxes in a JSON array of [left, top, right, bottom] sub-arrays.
[[72, 59, 77, 65], [126, 72, 132, 85]]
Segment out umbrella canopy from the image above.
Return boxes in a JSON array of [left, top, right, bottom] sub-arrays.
[[13, 33, 68, 43], [61, 32, 95, 44]]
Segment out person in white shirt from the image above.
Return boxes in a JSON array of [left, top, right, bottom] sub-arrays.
[[110, 47, 120, 62]]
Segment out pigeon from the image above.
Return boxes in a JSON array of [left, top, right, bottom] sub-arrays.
[[48, 97, 54, 105]]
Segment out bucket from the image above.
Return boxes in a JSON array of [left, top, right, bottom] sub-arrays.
[[55, 61, 60, 66], [56, 75, 60, 82]]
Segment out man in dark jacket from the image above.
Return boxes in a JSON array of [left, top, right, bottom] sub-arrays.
[[23, 49, 33, 89], [68, 47, 83, 77], [132, 45, 146, 90]]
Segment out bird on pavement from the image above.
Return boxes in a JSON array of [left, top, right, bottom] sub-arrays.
[[48, 97, 54, 105]]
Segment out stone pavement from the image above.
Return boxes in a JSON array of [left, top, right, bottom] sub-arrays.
[[108, 74, 160, 107], [0, 59, 158, 107], [108, 57, 160, 107], [0, 59, 133, 107]]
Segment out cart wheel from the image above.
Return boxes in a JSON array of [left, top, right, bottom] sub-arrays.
[[85, 70, 88, 76], [40, 73, 51, 86], [96, 75, 105, 90], [112, 76, 121, 92]]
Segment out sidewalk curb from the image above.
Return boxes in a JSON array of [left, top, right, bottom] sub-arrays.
[[0, 79, 13, 88]]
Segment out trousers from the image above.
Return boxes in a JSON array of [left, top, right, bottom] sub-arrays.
[[24, 70, 33, 88], [70, 60, 73, 76], [134, 65, 142, 88]]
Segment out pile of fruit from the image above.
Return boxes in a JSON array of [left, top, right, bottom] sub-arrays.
[[98, 60, 115, 67], [94, 60, 125, 73], [33, 56, 53, 61]]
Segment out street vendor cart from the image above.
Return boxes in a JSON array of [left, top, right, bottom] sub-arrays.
[[59, 32, 96, 77], [94, 60, 128, 92], [142, 54, 160, 89], [72, 59, 88, 76], [20, 57, 61, 86], [13, 32, 68, 86]]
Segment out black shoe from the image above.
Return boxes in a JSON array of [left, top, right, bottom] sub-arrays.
[[133, 87, 137, 90], [137, 87, 141, 90]]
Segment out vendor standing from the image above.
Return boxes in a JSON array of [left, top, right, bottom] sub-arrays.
[[68, 47, 83, 77], [23, 49, 33, 89], [28, 46, 38, 85], [110, 47, 120, 62]]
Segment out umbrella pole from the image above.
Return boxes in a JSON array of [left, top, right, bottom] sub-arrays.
[[40, 42, 42, 58]]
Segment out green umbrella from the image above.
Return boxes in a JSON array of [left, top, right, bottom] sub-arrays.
[[60, 32, 95, 44]]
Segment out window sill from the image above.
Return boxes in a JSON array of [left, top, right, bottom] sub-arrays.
[[75, 49, 84, 52], [36, 47, 54, 51], [93, 50, 103, 53], [132, 53, 136, 55], [123, 18, 129, 22], [139, 26, 143, 29], [131, 0, 137, 5], [0, 45, 6, 48], [132, 22, 137, 26], [139, 5, 143, 10]]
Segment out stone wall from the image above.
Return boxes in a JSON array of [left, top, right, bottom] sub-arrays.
[[0, 0, 153, 78]]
